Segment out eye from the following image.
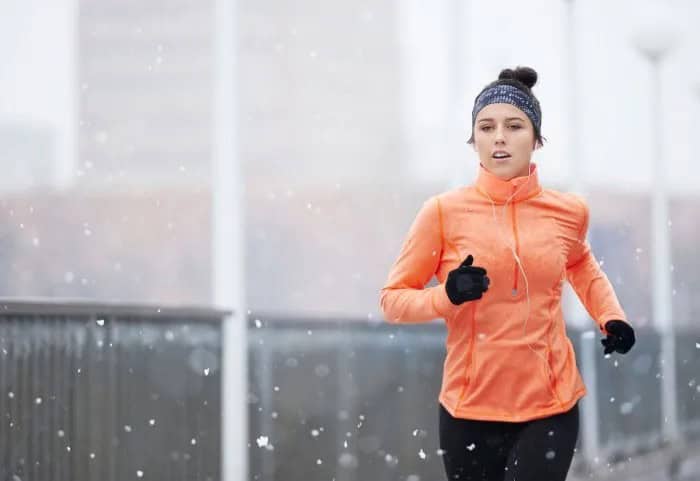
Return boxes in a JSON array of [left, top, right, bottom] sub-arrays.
[[480, 126, 493, 132], [509, 124, 522, 130]]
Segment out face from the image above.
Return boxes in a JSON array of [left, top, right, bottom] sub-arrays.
[[472, 103, 540, 180]]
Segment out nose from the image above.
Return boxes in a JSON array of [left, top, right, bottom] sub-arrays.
[[494, 125, 506, 144]]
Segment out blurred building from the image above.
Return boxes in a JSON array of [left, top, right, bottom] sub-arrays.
[[78, 0, 212, 189], [0, 0, 698, 326], [0, 0, 213, 303]]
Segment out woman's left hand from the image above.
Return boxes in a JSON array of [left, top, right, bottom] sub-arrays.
[[601, 320, 636, 355]]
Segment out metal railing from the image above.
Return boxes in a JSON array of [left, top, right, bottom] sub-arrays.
[[247, 318, 700, 481], [1, 300, 699, 480], [0, 299, 225, 481]]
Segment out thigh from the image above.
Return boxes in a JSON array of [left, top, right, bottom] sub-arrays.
[[505, 402, 580, 481], [439, 403, 517, 481]]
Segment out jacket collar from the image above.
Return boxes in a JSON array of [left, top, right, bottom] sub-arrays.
[[475, 162, 542, 204]]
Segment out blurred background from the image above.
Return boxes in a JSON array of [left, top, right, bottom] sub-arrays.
[[1, 0, 699, 480]]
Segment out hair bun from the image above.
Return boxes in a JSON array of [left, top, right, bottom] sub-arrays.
[[498, 66, 538, 89]]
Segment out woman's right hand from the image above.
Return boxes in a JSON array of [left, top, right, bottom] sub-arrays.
[[445, 254, 490, 305]]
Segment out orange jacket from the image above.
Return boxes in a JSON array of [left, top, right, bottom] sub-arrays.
[[380, 162, 628, 422]]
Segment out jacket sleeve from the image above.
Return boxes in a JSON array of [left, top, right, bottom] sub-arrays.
[[566, 197, 628, 334], [379, 197, 458, 323]]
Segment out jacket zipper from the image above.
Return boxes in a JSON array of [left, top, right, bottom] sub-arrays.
[[458, 194, 521, 409], [511, 200, 520, 295]]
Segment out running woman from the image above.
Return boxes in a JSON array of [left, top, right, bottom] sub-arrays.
[[379, 66, 636, 481]]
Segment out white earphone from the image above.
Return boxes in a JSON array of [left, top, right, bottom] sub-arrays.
[[480, 165, 557, 380]]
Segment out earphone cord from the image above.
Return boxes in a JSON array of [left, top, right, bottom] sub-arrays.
[[481, 167, 555, 377]]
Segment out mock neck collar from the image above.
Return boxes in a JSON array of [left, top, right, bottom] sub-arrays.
[[474, 162, 542, 204]]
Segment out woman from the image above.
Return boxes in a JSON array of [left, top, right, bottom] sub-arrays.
[[379, 66, 635, 481]]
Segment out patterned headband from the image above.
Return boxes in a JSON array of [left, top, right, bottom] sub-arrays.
[[471, 83, 541, 134]]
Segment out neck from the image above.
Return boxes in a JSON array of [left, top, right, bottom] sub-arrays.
[[482, 163, 531, 181]]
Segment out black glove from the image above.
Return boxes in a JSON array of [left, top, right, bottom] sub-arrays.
[[445, 254, 490, 305], [601, 320, 635, 355]]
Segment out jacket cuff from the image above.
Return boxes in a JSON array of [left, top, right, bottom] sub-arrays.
[[430, 284, 458, 320]]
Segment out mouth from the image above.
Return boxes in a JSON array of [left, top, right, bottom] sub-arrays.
[[492, 152, 512, 161]]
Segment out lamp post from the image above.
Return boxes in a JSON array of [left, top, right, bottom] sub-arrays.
[[450, 0, 473, 190], [562, 0, 582, 194], [212, 0, 247, 480], [560, 0, 605, 467], [630, 0, 680, 445]]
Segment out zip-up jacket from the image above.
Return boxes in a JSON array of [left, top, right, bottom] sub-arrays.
[[379, 162, 628, 422]]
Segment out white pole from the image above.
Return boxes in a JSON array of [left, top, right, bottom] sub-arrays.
[[447, 0, 471, 190], [579, 331, 600, 466], [630, 0, 680, 444], [212, 0, 247, 480], [563, 0, 582, 195], [562, 0, 600, 465], [455, 0, 476, 189], [56, 0, 78, 190], [561, 0, 589, 332], [648, 56, 678, 443]]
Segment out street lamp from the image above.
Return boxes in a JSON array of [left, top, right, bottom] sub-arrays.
[[560, 0, 606, 468], [562, 0, 581, 190], [212, 1, 248, 480], [630, 0, 680, 446]]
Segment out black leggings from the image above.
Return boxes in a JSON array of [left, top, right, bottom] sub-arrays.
[[439, 402, 579, 481]]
